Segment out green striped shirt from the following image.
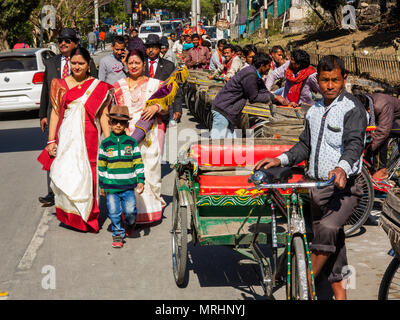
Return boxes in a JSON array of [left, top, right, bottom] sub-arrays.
[[98, 132, 145, 194]]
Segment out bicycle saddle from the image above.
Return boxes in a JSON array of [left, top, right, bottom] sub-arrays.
[[248, 167, 293, 185]]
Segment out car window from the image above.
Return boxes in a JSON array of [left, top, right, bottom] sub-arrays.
[[140, 25, 162, 33], [161, 23, 173, 32], [41, 50, 55, 63], [205, 27, 216, 39], [0, 56, 37, 73]]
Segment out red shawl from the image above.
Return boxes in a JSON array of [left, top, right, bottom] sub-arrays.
[[223, 54, 237, 75], [285, 65, 316, 103]]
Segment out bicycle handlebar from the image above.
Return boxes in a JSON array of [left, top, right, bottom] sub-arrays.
[[247, 174, 336, 191]]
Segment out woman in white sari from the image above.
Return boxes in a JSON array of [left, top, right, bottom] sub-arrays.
[[41, 47, 114, 232], [113, 49, 167, 224]]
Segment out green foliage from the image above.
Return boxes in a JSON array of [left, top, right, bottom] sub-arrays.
[[99, 0, 128, 26], [144, 0, 219, 20], [0, 0, 40, 26], [0, 0, 40, 49], [201, 0, 221, 20]]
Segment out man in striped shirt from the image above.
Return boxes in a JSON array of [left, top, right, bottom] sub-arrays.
[[98, 105, 145, 248]]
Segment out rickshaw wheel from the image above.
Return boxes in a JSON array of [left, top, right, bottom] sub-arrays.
[[288, 236, 310, 300], [344, 166, 374, 237], [378, 257, 400, 300], [171, 177, 188, 287]]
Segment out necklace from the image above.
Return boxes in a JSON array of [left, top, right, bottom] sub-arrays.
[[73, 76, 90, 89], [127, 76, 145, 104]]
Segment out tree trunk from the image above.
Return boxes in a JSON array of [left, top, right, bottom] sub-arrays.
[[273, 0, 278, 19], [331, 4, 343, 28], [0, 30, 9, 51]]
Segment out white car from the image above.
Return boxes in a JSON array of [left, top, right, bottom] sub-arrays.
[[0, 48, 55, 112], [160, 21, 174, 37], [138, 22, 163, 41]]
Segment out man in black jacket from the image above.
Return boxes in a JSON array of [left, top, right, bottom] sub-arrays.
[[38, 28, 98, 206], [144, 34, 183, 126], [210, 53, 286, 139]]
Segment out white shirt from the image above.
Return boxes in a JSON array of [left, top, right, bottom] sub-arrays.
[[60, 55, 70, 77], [172, 41, 183, 54], [148, 57, 159, 75]]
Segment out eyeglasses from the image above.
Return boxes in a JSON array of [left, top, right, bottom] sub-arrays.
[[58, 38, 73, 44], [110, 119, 129, 126]]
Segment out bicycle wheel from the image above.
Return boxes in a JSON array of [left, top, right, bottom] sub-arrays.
[[378, 257, 400, 300], [288, 236, 310, 300], [344, 166, 374, 237], [171, 177, 188, 287]]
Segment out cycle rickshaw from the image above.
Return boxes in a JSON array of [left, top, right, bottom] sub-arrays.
[[170, 138, 336, 299]]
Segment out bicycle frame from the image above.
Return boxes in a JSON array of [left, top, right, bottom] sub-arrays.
[[363, 126, 397, 193], [247, 176, 335, 300]]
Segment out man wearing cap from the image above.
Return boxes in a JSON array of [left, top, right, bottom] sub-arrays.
[[38, 28, 98, 206], [127, 28, 146, 54], [144, 34, 183, 127]]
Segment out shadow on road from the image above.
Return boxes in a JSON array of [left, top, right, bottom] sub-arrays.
[[0, 127, 46, 153], [0, 110, 39, 121]]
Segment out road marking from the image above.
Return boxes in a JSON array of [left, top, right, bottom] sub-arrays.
[[17, 207, 53, 271]]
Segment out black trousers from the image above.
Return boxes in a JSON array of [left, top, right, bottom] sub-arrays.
[[309, 177, 362, 283]]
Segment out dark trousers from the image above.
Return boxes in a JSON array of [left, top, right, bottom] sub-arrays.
[[45, 107, 53, 196], [309, 177, 362, 283], [372, 118, 400, 171]]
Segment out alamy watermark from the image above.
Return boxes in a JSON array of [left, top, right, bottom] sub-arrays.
[[41, 265, 56, 290]]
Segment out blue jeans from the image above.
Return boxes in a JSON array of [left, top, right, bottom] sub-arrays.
[[210, 110, 236, 139], [274, 87, 284, 96], [88, 43, 95, 55], [106, 190, 137, 237]]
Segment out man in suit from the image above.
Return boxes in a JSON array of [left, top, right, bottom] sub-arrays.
[[144, 34, 182, 126], [38, 28, 98, 206]]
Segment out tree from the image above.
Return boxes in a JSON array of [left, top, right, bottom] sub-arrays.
[[0, 0, 40, 50], [144, 0, 220, 20], [29, 0, 118, 46], [315, 0, 345, 28]]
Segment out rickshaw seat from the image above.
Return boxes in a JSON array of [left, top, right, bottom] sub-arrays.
[[190, 143, 305, 195], [198, 173, 305, 196], [190, 144, 295, 167]]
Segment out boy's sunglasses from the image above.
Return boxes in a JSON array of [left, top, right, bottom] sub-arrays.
[[110, 119, 128, 126], [58, 38, 73, 44]]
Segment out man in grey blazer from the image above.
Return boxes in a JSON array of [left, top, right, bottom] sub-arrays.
[[38, 28, 98, 206]]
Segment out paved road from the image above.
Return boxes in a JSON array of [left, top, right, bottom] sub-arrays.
[[0, 49, 394, 301]]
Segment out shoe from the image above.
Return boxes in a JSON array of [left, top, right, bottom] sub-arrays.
[[39, 193, 54, 206], [112, 236, 125, 248]]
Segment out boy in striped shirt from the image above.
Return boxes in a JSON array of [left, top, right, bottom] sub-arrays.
[[98, 105, 145, 248]]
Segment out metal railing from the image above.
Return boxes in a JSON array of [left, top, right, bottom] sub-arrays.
[[308, 49, 400, 85]]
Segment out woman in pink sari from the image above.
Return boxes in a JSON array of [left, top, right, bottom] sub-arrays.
[[42, 47, 113, 232], [113, 50, 168, 224]]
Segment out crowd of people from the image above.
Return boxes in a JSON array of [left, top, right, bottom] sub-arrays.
[[33, 24, 400, 300]]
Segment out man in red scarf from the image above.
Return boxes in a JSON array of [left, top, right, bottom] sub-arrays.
[[265, 49, 320, 107], [208, 44, 243, 82]]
